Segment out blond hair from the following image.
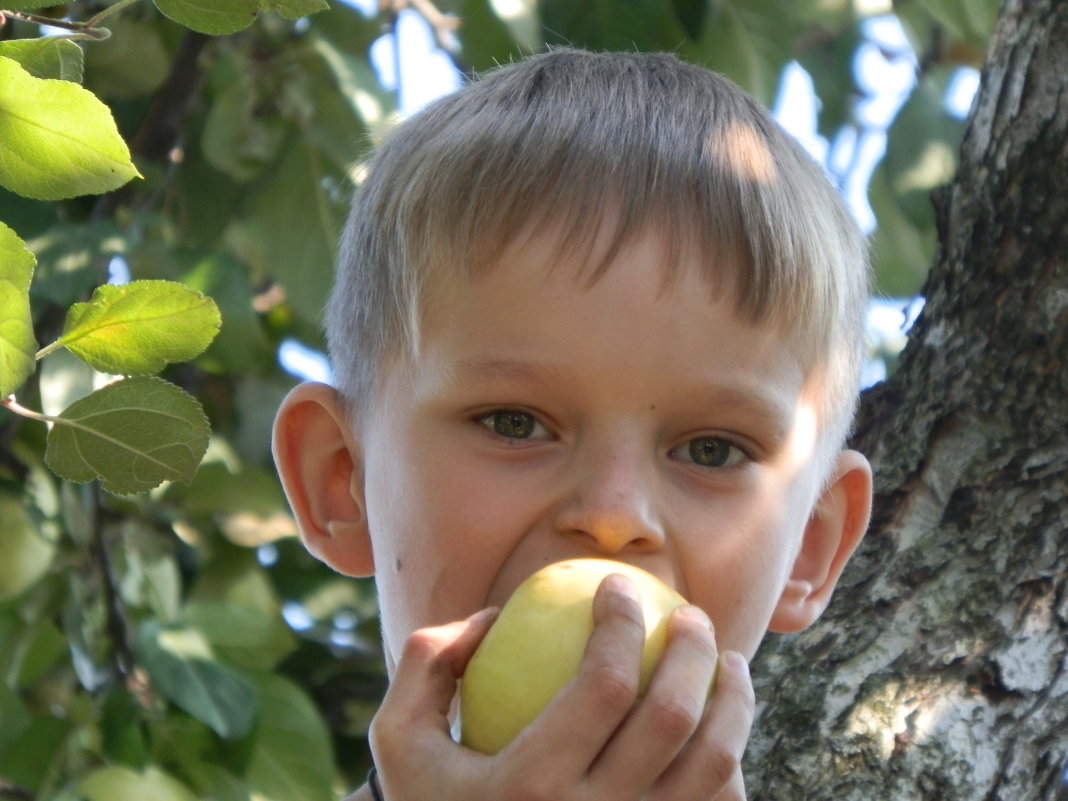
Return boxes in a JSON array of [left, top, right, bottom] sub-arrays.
[[326, 49, 869, 458]]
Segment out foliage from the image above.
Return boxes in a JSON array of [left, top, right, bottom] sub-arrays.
[[0, 0, 996, 798]]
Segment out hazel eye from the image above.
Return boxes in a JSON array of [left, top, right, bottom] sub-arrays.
[[677, 436, 748, 468], [479, 410, 544, 440]]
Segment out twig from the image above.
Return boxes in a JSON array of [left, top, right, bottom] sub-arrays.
[[90, 30, 211, 221], [378, 0, 462, 55], [0, 780, 35, 801]]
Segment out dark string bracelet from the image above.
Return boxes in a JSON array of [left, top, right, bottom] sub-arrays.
[[367, 766, 386, 801]]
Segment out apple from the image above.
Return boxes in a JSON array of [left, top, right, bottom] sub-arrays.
[[459, 558, 689, 755]]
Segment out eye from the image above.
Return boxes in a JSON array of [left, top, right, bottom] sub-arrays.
[[478, 409, 548, 440], [674, 436, 748, 469]]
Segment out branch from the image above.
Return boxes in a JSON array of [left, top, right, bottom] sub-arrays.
[[0, 780, 35, 801], [90, 29, 211, 220]]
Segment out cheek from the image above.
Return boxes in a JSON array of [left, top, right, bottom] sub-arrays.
[[363, 456, 528, 655], [683, 483, 803, 655]]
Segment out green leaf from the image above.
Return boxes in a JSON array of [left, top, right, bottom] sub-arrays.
[[154, 0, 327, 35], [233, 131, 353, 324], [458, 0, 528, 72], [0, 683, 30, 749], [201, 76, 287, 182], [0, 221, 38, 397], [265, 0, 330, 19], [0, 714, 74, 791], [52, 280, 221, 376], [868, 162, 934, 297], [81, 764, 201, 801], [45, 376, 210, 495], [100, 690, 150, 769], [682, 0, 796, 104], [0, 56, 140, 201], [83, 17, 169, 99], [134, 620, 258, 740], [154, 0, 260, 35], [539, 0, 687, 54], [0, 494, 55, 601], [882, 68, 965, 227], [246, 673, 335, 801], [183, 600, 296, 670], [0, 38, 84, 82]]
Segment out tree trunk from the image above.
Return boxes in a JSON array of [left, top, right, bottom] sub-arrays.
[[745, 1, 1068, 799]]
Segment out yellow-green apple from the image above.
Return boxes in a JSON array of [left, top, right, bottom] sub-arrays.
[[459, 558, 689, 755]]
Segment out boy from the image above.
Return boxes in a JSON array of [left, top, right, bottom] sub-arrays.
[[273, 49, 873, 800]]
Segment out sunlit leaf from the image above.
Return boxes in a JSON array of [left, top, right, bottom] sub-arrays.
[[246, 672, 336, 801], [0, 38, 84, 82], [0, 221, 37, 397], [45, 377, 210, 494], [81, 764, 201, 801], [0, 56, 140, 200], [134, 620, 258, 739], [53, 280, 221, 376]]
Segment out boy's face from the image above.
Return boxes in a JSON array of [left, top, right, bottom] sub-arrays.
[[275, 224, 872, 674], [352, 226, 870, 670]]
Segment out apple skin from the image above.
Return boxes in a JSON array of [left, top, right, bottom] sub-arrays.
[[459, 558, 688, 755]]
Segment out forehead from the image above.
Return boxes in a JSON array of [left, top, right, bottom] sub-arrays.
[[417, 220, 808, 387]]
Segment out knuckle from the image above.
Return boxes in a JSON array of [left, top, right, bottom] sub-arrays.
[[502, 774, 564, 801], [400, 628, 441, 662], [585, 662, 639, 713], [720, 665, 757, 718], [647, 691, 702, 740], [702, 743, 741, 789]]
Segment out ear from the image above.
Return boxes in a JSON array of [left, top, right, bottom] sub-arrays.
[[272, 382, 374, 576], [768, 449, 873, 634]]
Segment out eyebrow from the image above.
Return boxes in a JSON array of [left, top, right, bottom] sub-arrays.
[[451, 356, 571, 385], [453, 357, 797, 426]]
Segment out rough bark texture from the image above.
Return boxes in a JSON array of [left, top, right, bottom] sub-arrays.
[[745, 1, 1068, 799]]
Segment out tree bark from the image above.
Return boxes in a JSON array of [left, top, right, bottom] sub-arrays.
[[745, 1, 1068, 799]]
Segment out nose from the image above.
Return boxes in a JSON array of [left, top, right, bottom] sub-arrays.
[[553, 444, 665, 554]]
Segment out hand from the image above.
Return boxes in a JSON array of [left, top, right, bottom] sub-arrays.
[[367, 575, 755, 801]]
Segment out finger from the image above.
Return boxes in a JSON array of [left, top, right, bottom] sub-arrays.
[[589, 604, 718, 794], [371, 609, 499, 791], [654, 650, 755, 801], [503, 573, 646, 779]]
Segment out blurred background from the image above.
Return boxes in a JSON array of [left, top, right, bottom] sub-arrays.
[[0, 1, 994, 798]]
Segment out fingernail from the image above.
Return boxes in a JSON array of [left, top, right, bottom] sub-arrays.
[[468, 607, 499, 626], [677, 604, 711, 628], [604, 573, 638, 601], [723, 650, 749, 675]]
